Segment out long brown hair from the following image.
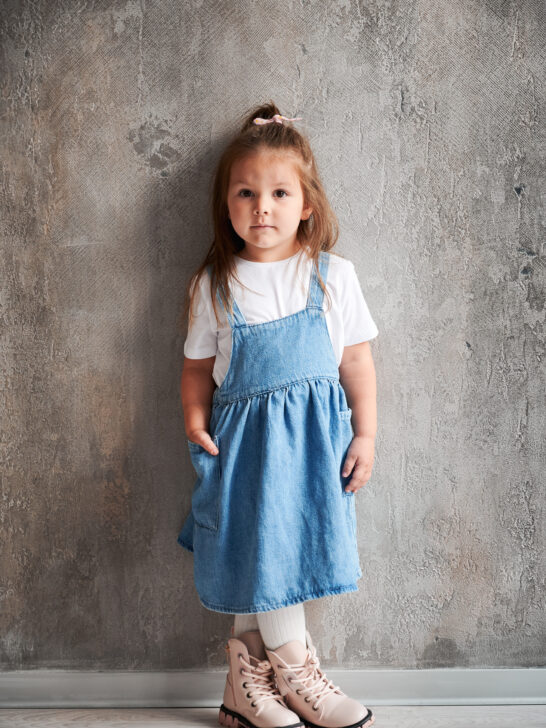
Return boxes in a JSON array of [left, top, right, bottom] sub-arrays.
[[178, 101, 346, 336]]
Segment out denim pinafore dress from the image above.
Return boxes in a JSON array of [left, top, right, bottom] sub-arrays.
[[178, 250, 362, 614]]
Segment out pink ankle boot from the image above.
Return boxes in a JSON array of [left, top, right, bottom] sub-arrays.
[[264, 630, 374, 728], [219, 628, 305, 728]]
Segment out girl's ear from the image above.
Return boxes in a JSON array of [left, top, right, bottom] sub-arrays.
[[301, 206, 313, 221]]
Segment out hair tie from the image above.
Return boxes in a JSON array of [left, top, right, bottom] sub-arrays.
[[253, 113, 303, 126]]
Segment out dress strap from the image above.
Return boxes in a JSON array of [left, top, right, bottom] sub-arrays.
[[306, 251, 329, 310]]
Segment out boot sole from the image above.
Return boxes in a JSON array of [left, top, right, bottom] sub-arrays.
[[302, 707, 374, 728], [219, 703, 305, 728]]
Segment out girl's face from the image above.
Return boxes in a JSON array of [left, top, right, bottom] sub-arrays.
[[227, 150, 312, 261]]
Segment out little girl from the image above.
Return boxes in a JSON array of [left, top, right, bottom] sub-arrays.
[[178, 102, 378, 728]]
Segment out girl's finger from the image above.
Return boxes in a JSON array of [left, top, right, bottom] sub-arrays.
[[342, 459, 355, 477], [189, 433, 219, 455]]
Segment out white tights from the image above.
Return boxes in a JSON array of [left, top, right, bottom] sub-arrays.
[[233, 602, 306, 649]]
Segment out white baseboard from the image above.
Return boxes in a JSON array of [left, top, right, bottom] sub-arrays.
[[1, 668, 545, 708]]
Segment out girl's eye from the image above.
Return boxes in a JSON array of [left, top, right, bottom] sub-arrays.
[[236, 189, 288, 198]]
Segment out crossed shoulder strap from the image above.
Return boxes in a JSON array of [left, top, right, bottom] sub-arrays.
[[307, 251, 329, 309], [205, 250, 330, 329]]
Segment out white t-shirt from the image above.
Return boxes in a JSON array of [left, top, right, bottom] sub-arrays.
[[184, 247, 379, 388]]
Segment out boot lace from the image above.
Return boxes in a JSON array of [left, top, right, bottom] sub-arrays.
[[284, 643, 342, 711], [229, 645, 285, 716]]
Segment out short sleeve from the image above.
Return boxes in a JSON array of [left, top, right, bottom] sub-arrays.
[[183, 273, 218, 359], [340, 262, 379, 346]]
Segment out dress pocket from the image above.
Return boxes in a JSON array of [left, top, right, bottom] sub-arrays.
[[345, 490, 357, 539], [339, 407, 354, 497], [187, 435, 222, 532]]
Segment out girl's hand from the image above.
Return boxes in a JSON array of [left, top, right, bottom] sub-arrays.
[[342, 435, 375, 493], [187, 430, 219, 455]]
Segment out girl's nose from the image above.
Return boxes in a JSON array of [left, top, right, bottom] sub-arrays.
[[254, 196, 269, 214]]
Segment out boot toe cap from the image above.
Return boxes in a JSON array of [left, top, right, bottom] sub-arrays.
[[325, 697, 371, 727], [261, 703, 304, 728]]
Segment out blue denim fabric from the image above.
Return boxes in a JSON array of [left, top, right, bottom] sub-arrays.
[[178, 251, 362, 613]]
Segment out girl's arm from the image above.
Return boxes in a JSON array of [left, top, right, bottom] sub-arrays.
[[181, 355, 219, 455], [338, 341, 377, 438], [338, 341, 377, 492]]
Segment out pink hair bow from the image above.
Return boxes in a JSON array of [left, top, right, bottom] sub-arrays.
[[253, 113, 303, 125]]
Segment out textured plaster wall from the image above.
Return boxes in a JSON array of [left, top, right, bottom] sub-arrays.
[[1, 0, 545, 671]]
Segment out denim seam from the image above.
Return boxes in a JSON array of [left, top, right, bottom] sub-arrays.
[[197, 581, 360, 614], [229, 305, 324, 331], [213, 375, 340, 407]]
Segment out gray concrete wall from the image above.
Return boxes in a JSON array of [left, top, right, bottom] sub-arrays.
[[1, 0, 544, 670]]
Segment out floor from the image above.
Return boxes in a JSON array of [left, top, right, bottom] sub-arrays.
[[1, 706, 546, 727]]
